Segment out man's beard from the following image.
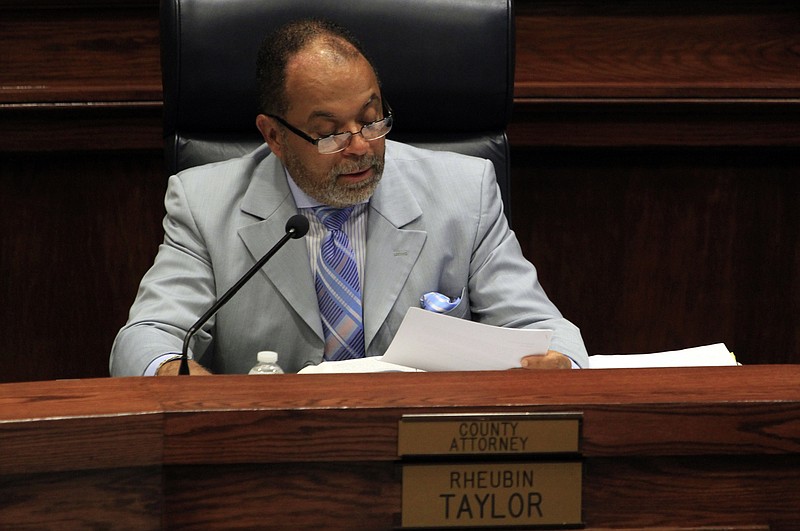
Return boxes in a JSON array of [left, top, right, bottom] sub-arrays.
[[283, 146, 384, 208]]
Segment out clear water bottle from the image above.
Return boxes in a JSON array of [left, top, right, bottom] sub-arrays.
[[248, 351, 284, 375]]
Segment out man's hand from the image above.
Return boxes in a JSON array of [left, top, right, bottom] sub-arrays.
[[519, 350, 572, 370], [156, 359, 213, 376]]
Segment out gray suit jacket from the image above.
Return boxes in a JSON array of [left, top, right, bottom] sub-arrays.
[[110, 141, 587, 375]]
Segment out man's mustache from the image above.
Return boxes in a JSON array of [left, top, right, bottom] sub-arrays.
[[332, 154, 383, 177]]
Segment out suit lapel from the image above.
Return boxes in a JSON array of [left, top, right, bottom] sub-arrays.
[[235, 147, 427, 349], [238, 154, 323, 340], [363, 159, 426, 351]]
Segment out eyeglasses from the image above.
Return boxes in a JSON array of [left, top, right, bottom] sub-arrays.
[[267, 101, 393, 155]]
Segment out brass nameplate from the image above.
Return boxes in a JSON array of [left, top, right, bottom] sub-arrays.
[[398, 413, 581, 456], [402, 461, 582, 528]]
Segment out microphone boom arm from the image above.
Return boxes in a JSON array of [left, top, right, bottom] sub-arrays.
[[178, 215, 309, 375]]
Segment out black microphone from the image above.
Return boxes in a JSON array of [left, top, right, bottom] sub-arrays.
[[177, 214, 310, 375]]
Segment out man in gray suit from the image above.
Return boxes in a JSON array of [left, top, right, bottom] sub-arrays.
[[110, 19, 588, 376]]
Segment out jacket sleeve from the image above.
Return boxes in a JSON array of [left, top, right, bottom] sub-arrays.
[[467, 159, 589, 368], [110, 174, 217, 376]]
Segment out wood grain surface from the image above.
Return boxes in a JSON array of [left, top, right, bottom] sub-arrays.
[[1, 367, 799, 528]]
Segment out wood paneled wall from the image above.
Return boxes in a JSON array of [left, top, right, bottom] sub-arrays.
[[510, 0, 800, 362], [0, 0, 163, 382], [512, 146, 799, 362], [1, 0, 798, 382]]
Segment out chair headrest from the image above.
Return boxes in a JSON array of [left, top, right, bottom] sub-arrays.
[[162, 0, 515, 138]]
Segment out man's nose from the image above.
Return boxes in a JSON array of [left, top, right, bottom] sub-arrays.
[[342, 130, 370, 156]]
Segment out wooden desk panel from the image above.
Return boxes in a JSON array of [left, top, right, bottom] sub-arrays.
[[1, 367, 799, 529]]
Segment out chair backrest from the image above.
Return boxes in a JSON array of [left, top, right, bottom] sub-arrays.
[[161, 0, 515, 219]]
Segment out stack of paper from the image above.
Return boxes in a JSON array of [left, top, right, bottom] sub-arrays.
[[297, 307, 738, 374], [587, 343, 737, 369]]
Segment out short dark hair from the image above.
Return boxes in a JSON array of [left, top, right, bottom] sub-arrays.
[[256, 19, 380, 116]]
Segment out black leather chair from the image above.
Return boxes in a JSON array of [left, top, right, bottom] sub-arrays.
[[160, 0, 515, 220]]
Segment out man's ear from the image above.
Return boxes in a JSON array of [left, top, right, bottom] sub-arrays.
[[256, 114, 284, 159]]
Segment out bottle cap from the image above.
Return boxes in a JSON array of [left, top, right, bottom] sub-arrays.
[[257, 351, 279, 364]]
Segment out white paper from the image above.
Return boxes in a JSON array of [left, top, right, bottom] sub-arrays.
[[381, 307, 553, 371], [588, 343, 737, 369], [298, 357, 420, 374]]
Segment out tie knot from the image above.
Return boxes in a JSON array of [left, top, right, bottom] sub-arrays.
[[313, 206, 353, 231]]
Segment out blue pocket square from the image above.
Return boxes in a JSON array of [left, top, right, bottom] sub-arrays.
[[419, 291, 461, 314]]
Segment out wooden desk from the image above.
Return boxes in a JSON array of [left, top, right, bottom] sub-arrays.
[[1, 366, 798, 529]]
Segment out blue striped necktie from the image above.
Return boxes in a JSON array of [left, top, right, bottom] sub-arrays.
[[313, 206, 365, 360]]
